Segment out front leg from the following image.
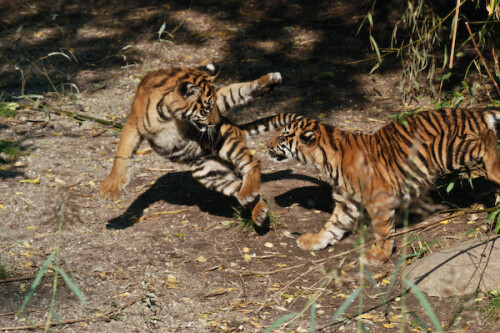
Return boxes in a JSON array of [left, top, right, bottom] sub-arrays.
[[99, 118, 143, 200], [216, 72, 282, 113], [217, 124, 268, 226], [297, 192, 360, 250]]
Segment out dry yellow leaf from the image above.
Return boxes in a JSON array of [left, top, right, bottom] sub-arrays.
[[153, 209, 187, 215], [19, 177, 40, 184], [196, 255, 207, 263], [243, 254, 251, 262]]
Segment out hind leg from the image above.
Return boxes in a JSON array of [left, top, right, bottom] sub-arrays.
[[363, 192, 397, 265], [483, 130, 500, 185], [191, 158, 268, 227]]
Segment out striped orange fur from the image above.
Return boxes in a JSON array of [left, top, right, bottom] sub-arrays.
[[267, 108, 500, 264], [99, 63, 299, 227]]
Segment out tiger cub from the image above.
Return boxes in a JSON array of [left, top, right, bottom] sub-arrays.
[[267, 109, 500, 264], [99, 63, 298, 227]]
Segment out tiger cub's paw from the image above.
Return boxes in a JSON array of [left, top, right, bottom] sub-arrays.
[[361, 247, 391, 266], [251, 72, 282, 97], [99, 175, 127, 201], [297, 231, 333, 251], [250, 197, 269, 227]]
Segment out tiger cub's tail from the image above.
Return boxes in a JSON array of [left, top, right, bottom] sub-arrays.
[[239, 113, 303, 137]]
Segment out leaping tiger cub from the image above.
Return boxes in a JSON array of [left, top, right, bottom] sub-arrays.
[[99, 63, 300, 228], [267, 108, 500, 264]]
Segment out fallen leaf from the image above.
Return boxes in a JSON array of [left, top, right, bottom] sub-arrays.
[[204, 287, 227, 297], [264, 242, 273, 248], [153, 209, 187, 215], [19, 177, 40, 184], [243, 254, 251, 262], [196, 255, 207, 263], [166, 275, 179, 283]]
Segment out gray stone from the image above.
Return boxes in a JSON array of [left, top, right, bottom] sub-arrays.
[[405, 235, 500, 297]]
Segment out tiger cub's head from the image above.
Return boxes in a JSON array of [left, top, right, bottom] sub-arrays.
[[267, 118, 319, 165], [177, 63, 221, 132], [151, 63, 221, 132]]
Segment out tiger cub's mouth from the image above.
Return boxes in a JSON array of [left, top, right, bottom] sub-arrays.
[[190, 121, 214, 132], [268, 149, 287, 162]]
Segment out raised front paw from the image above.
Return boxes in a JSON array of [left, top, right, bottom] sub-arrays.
[[99, 174, 128, 200], [252, 72, 282, 96], [297, 231, 334, 251]]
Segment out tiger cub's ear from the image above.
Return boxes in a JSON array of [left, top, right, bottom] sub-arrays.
[[299, 131, 316, 145], [180, 82, 201, 98], [198, 63, 220, 80]]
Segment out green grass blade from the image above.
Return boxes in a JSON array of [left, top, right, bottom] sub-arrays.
[[310, 299, 316, 333], [56, 267, 87, 305], [364, 268, 382, 294], [408, 311, 430, 331], [263, 312, 299, 333], [19, 251, 56, 314], [331, 287, 363, 322], [405, 279, 444, 333]]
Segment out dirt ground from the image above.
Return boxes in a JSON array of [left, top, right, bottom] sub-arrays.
[[1, 0, 500, 332]]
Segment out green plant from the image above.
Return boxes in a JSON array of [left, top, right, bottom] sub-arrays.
[[18, 194, 86, 330], [486, 194, 500, 234], [360, 1, 500, 101], [264, 202, 445, 332], [0, 254, 7, 280], [0, 101, 19, 118], [232, 208, 279, 233], [481, 290, 500, 322], [0, 140, 22, 162]]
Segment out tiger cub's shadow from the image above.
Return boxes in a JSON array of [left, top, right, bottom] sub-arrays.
[[106, 169, 332, 230], [106, 171, 237, 230]]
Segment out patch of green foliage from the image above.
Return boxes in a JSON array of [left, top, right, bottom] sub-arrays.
[[0, 101, 19, 118], [232, 208, 278, 233], [0, 140, 22, 161], [0, 254, 7, 280], [481, 290, 500, 322]]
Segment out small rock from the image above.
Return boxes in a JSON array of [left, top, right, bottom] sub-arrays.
[[405, 235, 500, 297]]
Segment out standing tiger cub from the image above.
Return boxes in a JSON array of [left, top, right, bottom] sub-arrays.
[[99, 63, 298, 228], [267, 109, 500, 265]]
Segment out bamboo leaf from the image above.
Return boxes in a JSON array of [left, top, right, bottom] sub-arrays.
[[310, 299, 316, 333], [48, 52, 71, 61], [331, 287, 363, 322], [405, 279, 444, 333], [19, 251, 56, 314], [263, 312, 299, 333], [158, 22, 166, 39], [56, 267, 87, 305]]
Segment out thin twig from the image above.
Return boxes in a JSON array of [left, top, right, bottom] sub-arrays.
[[20, 95, 123, 129], [0, 272, 55, 284], [465, 22, 500, 97], [449, 0, 461, 69], [0, 295, 145, 331], [493, 48, 500, 84]]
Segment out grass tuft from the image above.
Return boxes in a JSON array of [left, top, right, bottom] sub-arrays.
[[232, 207, 279, 233]]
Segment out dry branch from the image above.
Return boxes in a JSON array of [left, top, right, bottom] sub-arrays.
[[465, 22, 500, 97]]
